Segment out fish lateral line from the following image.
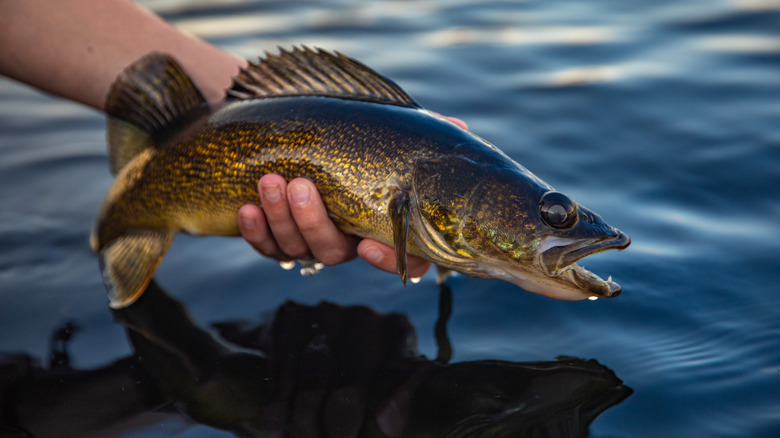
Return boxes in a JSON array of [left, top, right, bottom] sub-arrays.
[[92, 47, 631, 308]]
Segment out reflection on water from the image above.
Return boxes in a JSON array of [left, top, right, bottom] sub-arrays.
[[1, 281, 630, 437], [2, 0, 780, 437]]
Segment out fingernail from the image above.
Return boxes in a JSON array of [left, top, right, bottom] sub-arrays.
[[363, 245, 384, 264], [239, 211, 256, 230], [288, 184, 310, 206], [262, 184, 281, 203]]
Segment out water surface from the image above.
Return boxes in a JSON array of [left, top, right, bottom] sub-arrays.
[[2, 0, 779, 436]]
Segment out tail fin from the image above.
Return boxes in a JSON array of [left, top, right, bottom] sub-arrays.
[[105, 52, 207, 174]]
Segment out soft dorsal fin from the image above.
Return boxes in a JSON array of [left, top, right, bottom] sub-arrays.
[[104, 53, 207, 174], [227, 46, 421, 108]]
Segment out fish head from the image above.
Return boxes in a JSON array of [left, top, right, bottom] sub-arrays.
[[395, 358, 631, 437], [411, 155, 630, 300]]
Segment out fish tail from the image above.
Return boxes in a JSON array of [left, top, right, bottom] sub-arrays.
[[104, 52, 207, 175]]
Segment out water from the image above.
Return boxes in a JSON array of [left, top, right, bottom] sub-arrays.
[[1, 0, 779, 436]]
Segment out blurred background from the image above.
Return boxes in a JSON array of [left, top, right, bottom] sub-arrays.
[[1, 0, 779, 436]]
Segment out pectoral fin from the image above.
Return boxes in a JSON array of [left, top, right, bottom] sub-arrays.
[[389, 190, 410, 286], [435, 265, 455, 285], [99, 230, 174, 309]]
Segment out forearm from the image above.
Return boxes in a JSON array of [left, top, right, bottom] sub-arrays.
[[0, 0, 244, 110]]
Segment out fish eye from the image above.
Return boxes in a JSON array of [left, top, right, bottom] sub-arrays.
[[539, 191, 578, 229]]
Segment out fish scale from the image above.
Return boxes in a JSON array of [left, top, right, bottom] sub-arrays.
[[93, 47, 629, 308]]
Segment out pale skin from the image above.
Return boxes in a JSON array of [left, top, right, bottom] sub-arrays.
[[0, 0, 467, 278]]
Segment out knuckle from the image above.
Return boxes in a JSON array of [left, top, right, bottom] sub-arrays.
[[314, 234, 360, 266], [250, 239, 279, 258], [262, 204, 291, 222], [295, 218, 322, 234], [279, 241, 310, 259], [316, 247, 349, 266]]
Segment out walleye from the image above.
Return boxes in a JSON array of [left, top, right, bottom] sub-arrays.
[[92, 47, 630, 308]]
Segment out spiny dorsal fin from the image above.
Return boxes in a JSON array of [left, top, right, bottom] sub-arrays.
[[227, 46, 421, 108], [104, 53, 206, 174]]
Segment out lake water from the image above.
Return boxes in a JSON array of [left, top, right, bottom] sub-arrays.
[[1, 0, 779, 437]]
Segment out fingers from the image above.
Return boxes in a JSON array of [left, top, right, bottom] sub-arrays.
[[239, 175, 359, 265], [239, 110, 467, 272], [257, 174, 311, 259], [239, 174, 432, 280], [430, 112, 468, 131], [238, 203, 287, 260], [358, 239, 431, 279], [286, 178, 360, 265]]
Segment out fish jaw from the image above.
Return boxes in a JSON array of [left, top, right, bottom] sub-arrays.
[[407, 215, 627, 301], [468, 230, 630, 301], [533, 230, 631, 300], [406, 175, 631, 299]]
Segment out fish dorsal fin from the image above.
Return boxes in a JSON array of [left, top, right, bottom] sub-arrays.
[[227, 46, 421, 108], [104, 52, 207, 174]]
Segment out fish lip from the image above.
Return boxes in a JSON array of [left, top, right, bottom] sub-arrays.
[[539, 230, 631, 298]]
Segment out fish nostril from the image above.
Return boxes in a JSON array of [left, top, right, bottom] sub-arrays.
[[581, 213, 595, 224]]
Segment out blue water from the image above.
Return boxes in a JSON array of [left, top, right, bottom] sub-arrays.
[[2, 0, 779, 436]]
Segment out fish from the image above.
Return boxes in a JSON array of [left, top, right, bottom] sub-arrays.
[[91, 47, 630, 309]]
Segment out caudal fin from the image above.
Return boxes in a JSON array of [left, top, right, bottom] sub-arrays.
[[105, 52, 207, 175]]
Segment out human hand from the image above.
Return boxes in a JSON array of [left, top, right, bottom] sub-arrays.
[[237, 115, 467, 279], [238, 175, 432, 278], [431, 114, 468, 131]]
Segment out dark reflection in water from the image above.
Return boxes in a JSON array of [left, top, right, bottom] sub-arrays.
[[1, 281, 629, 437]]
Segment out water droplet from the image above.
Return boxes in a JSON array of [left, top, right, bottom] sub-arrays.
[[280, 260, 295, 270], [588, 296, 599, 301], [409, 276, 422, 284], [300, 266, 317, 276], [298, 259, 323, 276]]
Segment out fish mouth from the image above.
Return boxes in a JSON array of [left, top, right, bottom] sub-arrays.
[[538, 230, 630, 298]]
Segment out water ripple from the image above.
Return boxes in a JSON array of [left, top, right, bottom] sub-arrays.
[[3, 1, 780, 436]]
